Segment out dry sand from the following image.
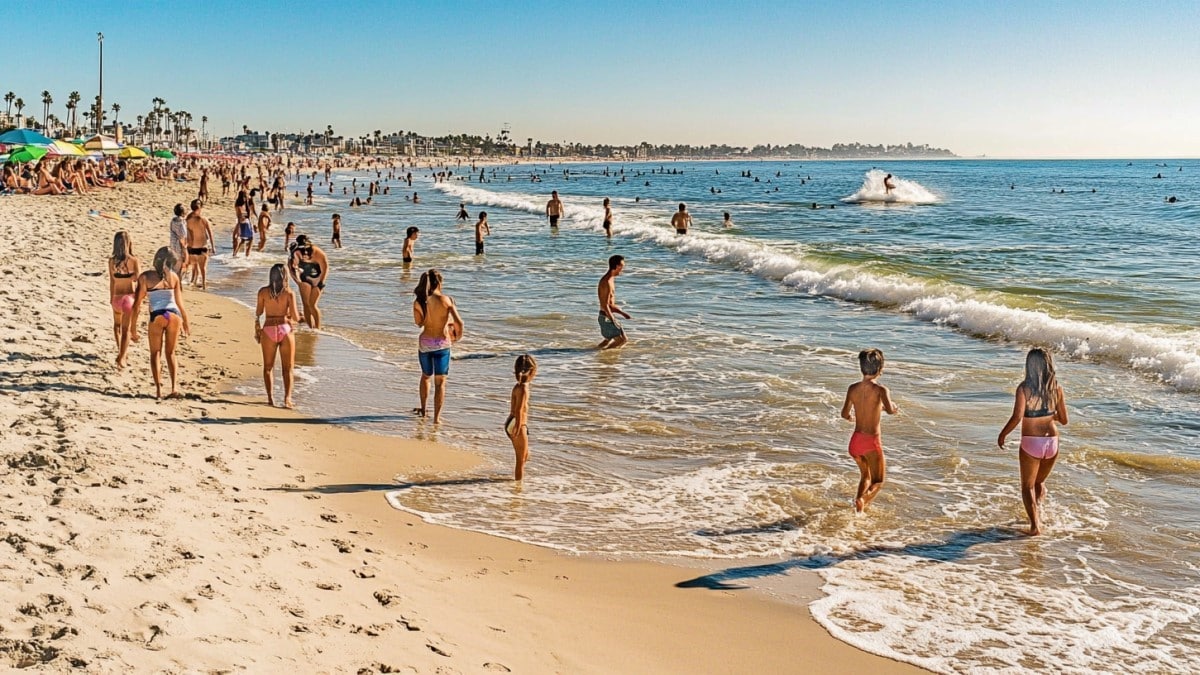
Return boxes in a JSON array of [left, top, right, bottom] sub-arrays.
[[0, 178, 923, 673]]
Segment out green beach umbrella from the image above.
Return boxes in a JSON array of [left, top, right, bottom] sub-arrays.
[[152, 149, 176, 159], [6, 145, 49, 163]]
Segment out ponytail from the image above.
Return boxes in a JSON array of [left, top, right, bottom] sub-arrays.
[[152, 246, 176, 280], [514, 354, 538, 384]]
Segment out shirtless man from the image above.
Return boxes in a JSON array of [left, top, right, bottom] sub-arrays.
[[840, 348, 900, 513], [184, 199, 217, 289], [256, 203, 272, 252], [331, 213, 343, 248], [596, 255, 630, 350], [884, 173, 897, 194], [474, 212, 490, 256], [602, 197, 613, 238], [402, 226, 419, 266], [670, 203, 692, 235], [546, 190, 564, 229]]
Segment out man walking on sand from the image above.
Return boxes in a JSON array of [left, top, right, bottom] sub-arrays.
[[546, 190, 564, 229], [185, 199, 216, 289], [597, 255, 630, 350]]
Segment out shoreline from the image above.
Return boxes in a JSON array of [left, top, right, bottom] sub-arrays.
[[0, 180, 924, 672]]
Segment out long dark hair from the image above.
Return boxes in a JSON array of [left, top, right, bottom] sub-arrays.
[[269, 263, 286, 298], [1022, 348, 1058, 409], [111, 231, 132, 268], [414, 269, 443, 313], [152, 246, 176, 280]]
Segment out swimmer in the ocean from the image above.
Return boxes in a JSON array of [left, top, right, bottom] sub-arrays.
[[884, 173, 897, 194], [403, 226, 419, 265]]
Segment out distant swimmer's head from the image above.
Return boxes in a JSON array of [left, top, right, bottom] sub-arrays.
[[174, 203, 185, 217], [1022, 348, 1057, 403], [1167, 196, 1178, 203], [858, 348, 885, 376], [724, 212, 731, 219], [514, 354, 538, 384], [406, 226, 419, 238], [608, 254, 625, 273]]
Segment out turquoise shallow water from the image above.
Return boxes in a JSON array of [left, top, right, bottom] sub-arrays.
[[209, 159, 1200, 673]]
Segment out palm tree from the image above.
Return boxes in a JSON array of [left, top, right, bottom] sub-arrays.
[[67, 91, 80, 135], [325, 125, 333, 149], [3, 91, 13, 117], [41, 91, 53, 132], [136, 115, 144, 146], [201, 115, 208, 150], [111, 103, 121, 139], [14, 98, 25, 123]]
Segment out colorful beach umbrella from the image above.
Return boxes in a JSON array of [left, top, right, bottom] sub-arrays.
[[118, 146, 148, 159], [152, 149, 176, 159], [48, 140, 86, 157], [83, 134, 120, 151], [6, 145, 49, 163], [0, 129, 53, 146]]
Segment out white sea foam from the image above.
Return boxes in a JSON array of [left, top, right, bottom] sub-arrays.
[[432, 182, 1200, 391], [841, 169, 941, 204], [811, 557, 1200, 674]]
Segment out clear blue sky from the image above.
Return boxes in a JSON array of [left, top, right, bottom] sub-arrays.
[[4, 0, 1198, 157]]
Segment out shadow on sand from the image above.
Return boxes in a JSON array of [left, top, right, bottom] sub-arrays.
[[676, 527, 1023, 590]]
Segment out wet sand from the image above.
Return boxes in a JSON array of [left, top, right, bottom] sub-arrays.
[[0, 177, 923, 673]]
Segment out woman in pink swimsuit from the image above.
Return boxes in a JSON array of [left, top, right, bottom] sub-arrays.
[[108, 231, 141, 369], [997, 348, 1069, 536], [254, 264, 300, 408]]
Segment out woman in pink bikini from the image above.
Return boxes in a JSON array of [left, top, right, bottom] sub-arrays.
[[997, 348, 1069, 536], [108, 231, 141, 369], [254, 264, 300, 408]]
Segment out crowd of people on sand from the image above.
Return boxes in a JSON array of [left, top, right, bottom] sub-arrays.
[[0, 155, 188, 195], [100, 156, 1072, 536]]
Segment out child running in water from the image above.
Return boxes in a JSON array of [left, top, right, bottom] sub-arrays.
[[840, 348, 899, 512], [506, 354, 537, 480]]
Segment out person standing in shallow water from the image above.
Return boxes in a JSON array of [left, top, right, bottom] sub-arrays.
[[546, 190, 564, 229], [671, 203, 691, 234], [841, 348, 899, 513], [506, 354, 538, 480], [412, 269, 464, 424], [602, 197, 613, 238], [997, 347, 1069, 536], [597, 255, 630, 350], [254, 264, 300, 408]]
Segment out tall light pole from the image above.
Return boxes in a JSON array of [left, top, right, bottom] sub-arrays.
[[97, 32, 104, 135]]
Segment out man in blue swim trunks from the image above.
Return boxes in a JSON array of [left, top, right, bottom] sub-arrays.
[[597, 255, 630, 349]]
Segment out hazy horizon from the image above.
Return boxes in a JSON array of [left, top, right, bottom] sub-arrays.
[[4, 0, 1198, 159]]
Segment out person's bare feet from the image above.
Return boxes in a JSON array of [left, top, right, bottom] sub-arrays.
[[854, 497, 865, 513], [411, 408, 426, 417], [284, 398, 295, 409], [166, 390, 182, 400], [267, 396, 275, 407]]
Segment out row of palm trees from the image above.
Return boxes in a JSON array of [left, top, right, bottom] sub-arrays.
[[3, 91, 209, 150]]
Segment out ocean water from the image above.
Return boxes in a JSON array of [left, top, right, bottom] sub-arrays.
[[208, 159, 1200, 673]]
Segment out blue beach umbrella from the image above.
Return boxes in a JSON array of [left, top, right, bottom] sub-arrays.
[[0, 128, 53, 146]]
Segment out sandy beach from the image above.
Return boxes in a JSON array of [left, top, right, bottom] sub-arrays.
[[0, 178, 923, 673]]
